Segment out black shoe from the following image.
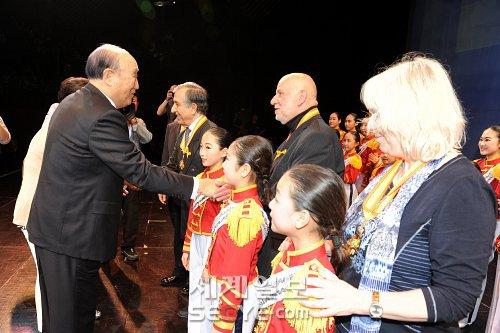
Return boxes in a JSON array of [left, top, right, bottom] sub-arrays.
[[121, 247, 139, 261], [177, 307, 189, 318], [180, 283, 189, 295], [160, 274, 187, 287]]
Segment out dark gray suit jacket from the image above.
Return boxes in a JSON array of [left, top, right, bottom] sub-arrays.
[[161, 120, 181, 166], [165, 118, 216, 177], [28, 83, 193, 261]]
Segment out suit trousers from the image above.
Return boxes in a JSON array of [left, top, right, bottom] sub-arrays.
[[35, 245, 100, 333], [168, 197, 189, 278], [121, 190, 139, 249]]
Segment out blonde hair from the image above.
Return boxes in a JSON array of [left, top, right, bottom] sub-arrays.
[[361, 53, 466, 162]]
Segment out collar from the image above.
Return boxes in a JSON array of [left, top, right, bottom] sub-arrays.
[[85, 83, 117, 108], [230, 184, 258, 203], [283, 239, 326, 266], [99, 90, 116, 108], [284, 105, 318, 132], [484, 156, 500, 165], [361, 134, 375, 144], [345, 150, 358, 158], [187, 114, 203, 131], [205, 166, 224, 179]]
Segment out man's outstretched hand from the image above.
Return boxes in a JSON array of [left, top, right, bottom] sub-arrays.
[[198, 179, 232, 201]]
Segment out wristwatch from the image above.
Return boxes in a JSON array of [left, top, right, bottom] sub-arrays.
[[369, 291, 383, 319]]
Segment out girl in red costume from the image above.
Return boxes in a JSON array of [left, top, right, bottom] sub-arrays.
[[342, 131, 362, 207], [254, 164, 348, 333], [201, 135, 273, 333], [481, 125, 500, 333], [356, 117, 381, 192], [184, 127, 231, 332]]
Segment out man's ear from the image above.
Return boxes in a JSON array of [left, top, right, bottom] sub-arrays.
[[294, 210, 310, 230], [102, 68, 116, 86], [189, 102, 198, 115], [297, 89, 307, 105]]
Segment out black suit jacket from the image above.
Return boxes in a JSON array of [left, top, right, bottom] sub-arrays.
[[268, 113, 344, 242], [165, 118, 216, 177], [27, 83, 194, 261], [270, 113, 344, 188]]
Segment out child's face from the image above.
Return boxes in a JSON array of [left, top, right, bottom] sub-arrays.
[[329, 113, 340, 128], [345, 115, 356, 131], [479, 128, 500, 157], [222, 144, 244, 186], [359, 119, 368, 137], [269, 176, 298, 236], [342, 132, 358, 152], [199, 131, 226, 168]]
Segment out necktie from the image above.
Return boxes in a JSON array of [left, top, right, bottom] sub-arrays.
[[179, 127, 191, 171], [183, 127, 191, 145]]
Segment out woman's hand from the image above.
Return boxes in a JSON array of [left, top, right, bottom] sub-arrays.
[[182, 252, 190, 271], [368, 152, 380, 165], [299, 267, 369, 317]]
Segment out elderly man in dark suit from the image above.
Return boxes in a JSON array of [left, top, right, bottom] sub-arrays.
[[257, 73, 344, 277], [158, 82, 216, 294], [27, 44, 222, 332]]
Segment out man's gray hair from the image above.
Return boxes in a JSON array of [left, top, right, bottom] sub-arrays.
[[175, 82, 209, 115], [85, 44, 129, 79]]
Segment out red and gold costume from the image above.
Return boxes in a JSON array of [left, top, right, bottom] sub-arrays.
[[183, 167, 224, 253], [474, 157, 500, 201], [255, 239, 335, 333], [343, 150, 362, 184], [475, 157, 500, 254], [358, 135, 380, 187], [207, 184, 267, 333]]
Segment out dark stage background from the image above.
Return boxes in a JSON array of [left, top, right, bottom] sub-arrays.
[[0, 0, 497, 174], [0, 0, 412, 172]]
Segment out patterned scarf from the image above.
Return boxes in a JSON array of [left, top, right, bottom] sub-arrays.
[[344, 157, 445, 333]]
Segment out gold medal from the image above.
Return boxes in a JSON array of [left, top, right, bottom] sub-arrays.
[[179, 159, 185, 171]]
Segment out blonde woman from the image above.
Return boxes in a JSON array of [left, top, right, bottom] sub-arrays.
[[299, 53, 497, 332]]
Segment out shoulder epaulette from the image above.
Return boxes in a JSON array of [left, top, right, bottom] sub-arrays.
[[492, 164, 500, 180], [282, 258, 333, 332], [349, 154, 362, 170], [366, 139, 379, 150], [226, 199, 263, 247]]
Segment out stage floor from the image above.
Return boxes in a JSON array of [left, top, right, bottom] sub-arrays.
[[0, 171, 495, 332]]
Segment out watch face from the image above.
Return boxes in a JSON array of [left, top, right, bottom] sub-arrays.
[[369, 304, 383, 319]]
